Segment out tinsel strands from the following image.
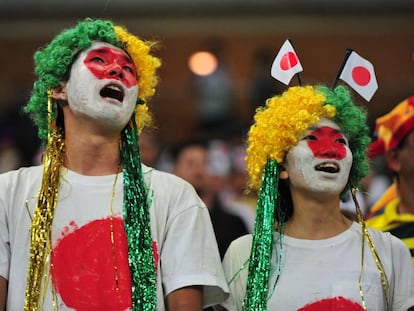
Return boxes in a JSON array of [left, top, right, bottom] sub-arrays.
[[24, 92, 64, 310], [351, 186, 390, 310], [244, 159, 279, 310], [121, 118, 157, 311]]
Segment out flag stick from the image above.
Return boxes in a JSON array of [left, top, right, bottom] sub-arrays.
[[296, 73, 303, 86], [287, 38, 303, 86], [331, 49, 353, 89]]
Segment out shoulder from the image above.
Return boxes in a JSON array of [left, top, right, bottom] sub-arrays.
[[0, 165, 43, 178], [142, 165, 206, 214], [143, 165, 199, 196], [142, 164, 189, 187], [365, 199, 398, 229], [224, 234, 253, 262], [0, 165, 43, 187], [367, 226, 410, 257]]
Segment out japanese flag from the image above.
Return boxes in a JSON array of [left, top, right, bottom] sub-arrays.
[[271, 39, 303, 85], [339, 51, 378, 101]]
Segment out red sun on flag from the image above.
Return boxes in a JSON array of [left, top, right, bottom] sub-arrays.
[[271, 39, 303, 85], [339, 50, 378, 101], [280, 52, 299, 71], [352, 66, 371, 86]]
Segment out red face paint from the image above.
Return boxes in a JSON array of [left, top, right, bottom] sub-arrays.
[[83, 46, 137, 88], [306, 126, 347, 160], [298, 296, 364, 311]]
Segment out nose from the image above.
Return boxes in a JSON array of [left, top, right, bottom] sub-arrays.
[[106, 63, 124, 80], [315, 141, 340, 159]]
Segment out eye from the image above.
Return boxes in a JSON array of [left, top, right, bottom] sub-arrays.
[[335, 138, 347, 145], [303, 135, 317, 141], [123, 66, 134, 73], [90, 56, 104, 63]]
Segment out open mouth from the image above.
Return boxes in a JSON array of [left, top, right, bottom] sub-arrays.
[[100, 84, 124, 103], [315, 162, 339, 174]]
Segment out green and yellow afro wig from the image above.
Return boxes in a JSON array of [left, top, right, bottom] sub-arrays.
[[24, 17, 161, 140]]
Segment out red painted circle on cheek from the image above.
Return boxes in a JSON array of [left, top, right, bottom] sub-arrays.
[[51, 218, 132, 311], [298, 297, 364, 310], [307, 126, 347, 160]]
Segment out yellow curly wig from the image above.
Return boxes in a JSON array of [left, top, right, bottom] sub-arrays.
[[246, 85, 336, 190]]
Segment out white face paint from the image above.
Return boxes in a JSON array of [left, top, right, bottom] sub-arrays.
[[65, 42, 138, 130], [284, 118, 353, 195]]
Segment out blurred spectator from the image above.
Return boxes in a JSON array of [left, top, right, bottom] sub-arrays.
[[171, 138, 248, 259], [247, 47, 284, 117], [191, 38, 239, 139], [211, 140, 256, 233], [0, 134, 22, 173], [139, 129, 162, 168], [366, 97, 414, 264], [0, 101, 40, 171]]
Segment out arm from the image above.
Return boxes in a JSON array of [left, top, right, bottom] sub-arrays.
[[390, 236, 414, 310], [0, 276, 7, 311], [156, 177, 228, 307], [166, 285, 203, 311]]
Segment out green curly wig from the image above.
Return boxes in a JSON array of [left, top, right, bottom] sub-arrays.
[[24, 17, 161, 140]]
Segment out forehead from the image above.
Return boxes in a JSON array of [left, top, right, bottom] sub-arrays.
[[297, 117, 344, 140], [309, 118, 340, 131], [79, 41, 130, 60]]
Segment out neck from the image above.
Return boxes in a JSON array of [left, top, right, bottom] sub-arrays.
[[397, 178, 414, 214], [63, 132, 122, 176], [284, 189, 352, 239]]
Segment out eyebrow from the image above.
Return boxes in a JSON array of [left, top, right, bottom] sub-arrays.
[[308, 125, 342, 134], [93, 48, 134, 64]]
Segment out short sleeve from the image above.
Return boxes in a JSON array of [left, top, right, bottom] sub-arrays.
[[0, 175, 10, 280], [219, 235, 252, 311], [389, 235, 414, 310], [159, 192, 229, 307]]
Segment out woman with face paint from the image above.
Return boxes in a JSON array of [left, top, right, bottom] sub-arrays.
[[216, 85, 414, 310], [0, 19, 229, 311]]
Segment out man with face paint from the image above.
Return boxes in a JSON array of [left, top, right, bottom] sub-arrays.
[[0, 19, 228, 311], [216, 85, 414, 310]]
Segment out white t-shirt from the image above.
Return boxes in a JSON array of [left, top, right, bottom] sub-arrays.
[[0, 164, 229, 310], [219, 222, 414, 311]]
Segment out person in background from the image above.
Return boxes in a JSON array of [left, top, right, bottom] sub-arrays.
[[139, 129, 162, 168], [171, 138, 248, 259], [0, 18, 228, 310], [217, 141, 256, 233], [366, 96, 414, 264], [217, 85, 414, 310]]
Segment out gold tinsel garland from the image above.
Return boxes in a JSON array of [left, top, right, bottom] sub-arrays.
[[24, 92, 64, 310]]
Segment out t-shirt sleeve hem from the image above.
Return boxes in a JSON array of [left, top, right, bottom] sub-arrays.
[[163, 274, 230, 307]]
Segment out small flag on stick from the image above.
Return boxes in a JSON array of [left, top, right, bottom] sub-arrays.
[[271, 39, 303, 85], [337, 50, 378, 101]]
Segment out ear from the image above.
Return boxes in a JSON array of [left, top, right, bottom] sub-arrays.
[[51, 82, 68, 101], [279, 166, 289, 180], [386, 149, 401, 173]]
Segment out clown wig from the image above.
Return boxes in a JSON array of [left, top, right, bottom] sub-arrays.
[[23, 18, 161, 311], [246, 85, 370, 194], [25, 17, 160, 140], [243, 85, 371, 310]]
